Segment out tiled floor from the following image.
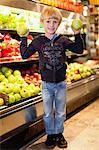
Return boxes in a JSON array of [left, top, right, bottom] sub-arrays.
[[20, 98, 99, 150]]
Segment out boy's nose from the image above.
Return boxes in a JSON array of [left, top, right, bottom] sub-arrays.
[[50, 22, 54, 27]]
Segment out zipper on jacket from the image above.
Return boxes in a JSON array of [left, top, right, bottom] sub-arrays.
[[51, 41, 56, 83], [50, 34, 59, 83]]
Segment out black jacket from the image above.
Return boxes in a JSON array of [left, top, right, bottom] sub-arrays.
[[20, 34, 84, 83]]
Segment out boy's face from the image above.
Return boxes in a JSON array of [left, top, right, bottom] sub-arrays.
[[43, 17, 60, 35]]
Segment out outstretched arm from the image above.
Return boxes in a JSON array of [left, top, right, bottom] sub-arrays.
[[63, 28, 84, 54], [17, 28, 37, 59], [20, 37, 37, 59], [67, 33, 84, 54]]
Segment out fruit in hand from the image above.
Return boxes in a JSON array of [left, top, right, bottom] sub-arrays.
[[17, 23, 29, 36], [71, 19, 83, 30]]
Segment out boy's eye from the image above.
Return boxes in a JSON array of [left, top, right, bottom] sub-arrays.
[[46, 20, 50, 23], [46, 20, 58, 24], [54, 21, 58, 23]]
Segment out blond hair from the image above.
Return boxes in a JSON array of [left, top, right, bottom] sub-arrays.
[[40, 6, 62, 24]]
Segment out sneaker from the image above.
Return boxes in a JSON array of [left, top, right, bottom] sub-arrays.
[[45, 134, 56, 148], [55, 133, 67, 148]]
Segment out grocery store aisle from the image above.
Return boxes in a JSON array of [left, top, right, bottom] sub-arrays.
[[20, 98, 99, 150]]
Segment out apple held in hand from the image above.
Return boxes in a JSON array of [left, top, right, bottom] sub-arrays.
[[71, 19, 83, 30], [17, 23, 29, 36]]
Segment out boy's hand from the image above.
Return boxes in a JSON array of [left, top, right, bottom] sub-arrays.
[[18, 30, 29, 37], [72, 28, 81, 35]]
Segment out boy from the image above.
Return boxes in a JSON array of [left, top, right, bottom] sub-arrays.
[[18, 6, 84, 149]]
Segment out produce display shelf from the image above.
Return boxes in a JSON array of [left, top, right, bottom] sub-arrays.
[[67, 74, 98, 89], [0, 57, 39, 65], [0, 95, 42, 119], [0, 74, 98, 119], [0, 74, 99, 147]]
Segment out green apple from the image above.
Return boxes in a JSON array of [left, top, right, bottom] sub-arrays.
[[8, 75, 16, 83], [0, 84, 5, 93], [79, 67, 83, 73], [0, 74, 5, 81], [17, 23, 29, 36], [13, 83, 21, 93], [2, 78, 8, 83], [15, 76, 25, 84], [34, 86, 40, 94], [5, 83, 13, 94], [81, 72, 86, 78], [14, 93, 21, 101], [0, 82, 6, 87], [0, 98, 4, 106], [0, 71, 3, 75], [13, 70, 21, 76], [21, 82, 28, 88], [73, 74, 81, 81], [27, 85, 35, 96], [4, 69, 13, 78], [20, 88, 31, 98], [1, 66, 9, 74], [8, 94, 15, 104], [86, 71, 91, 76], [71, 19, 83, 30], [29, 83, 36, 90]]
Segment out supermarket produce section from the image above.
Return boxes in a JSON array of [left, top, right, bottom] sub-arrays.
[[0, 73, 99, 148], [0, 0, 99, 149]]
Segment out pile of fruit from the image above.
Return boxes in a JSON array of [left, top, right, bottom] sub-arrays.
[[0, 33, 34, 61], [66, 62, 96, 83], [0, 63, 96, 107], [0, 66, 41, 106], [0, 33, 21, 60]]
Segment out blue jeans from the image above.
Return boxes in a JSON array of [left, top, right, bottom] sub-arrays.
[[42, 80, 67, 135]]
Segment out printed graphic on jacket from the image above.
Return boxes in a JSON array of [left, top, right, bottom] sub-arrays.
[[42, 41, 66, 71]]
